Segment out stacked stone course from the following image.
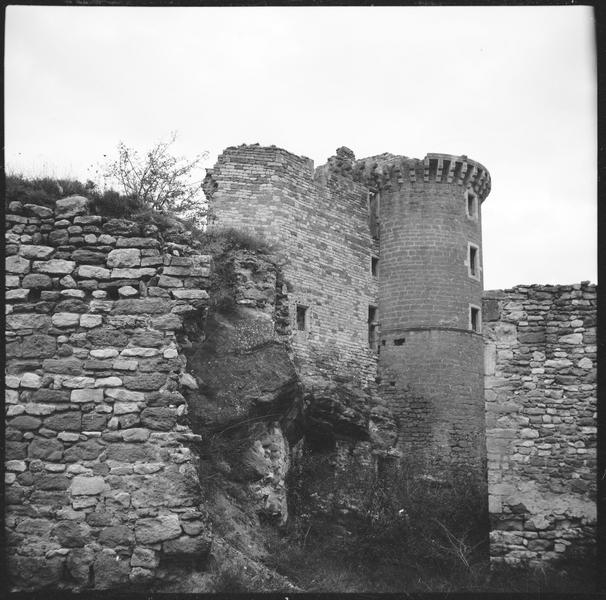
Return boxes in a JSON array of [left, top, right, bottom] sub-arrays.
[[5, 196, 214, 590], [483, 283, 597, 566]]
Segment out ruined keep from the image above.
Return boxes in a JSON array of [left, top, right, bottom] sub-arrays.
[[204, 145, 491, 475], [3, 144, 596, 591]]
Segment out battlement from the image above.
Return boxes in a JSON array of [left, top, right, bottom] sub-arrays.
[[353, 152, 491, 202]]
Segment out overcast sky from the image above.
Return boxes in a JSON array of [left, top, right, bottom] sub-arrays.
[[5, 5, 596, 290]]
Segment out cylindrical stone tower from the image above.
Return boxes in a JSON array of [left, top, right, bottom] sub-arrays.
[[367, 153, 491, 475]]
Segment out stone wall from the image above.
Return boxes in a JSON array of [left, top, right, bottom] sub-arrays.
[[5, 196, 213, 590], [204, 144, 379, 391], [483, 283, 597, 566]]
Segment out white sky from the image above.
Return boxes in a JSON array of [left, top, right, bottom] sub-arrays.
[[4, 5, 597, 290]]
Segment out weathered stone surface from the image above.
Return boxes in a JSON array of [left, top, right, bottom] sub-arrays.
[[32, 388, 70, 403], [37, 474, 70, 490], [8, 555, 64, 589], [76, 265, 111, 279], [24, 203, 54, 218], [162, 534, 212, 557], [33, 259, 76, 275], [105, 388, 145, 402], [106, 248, 141, 268], [121, 428, 150, 442], [70, 476, 107, 496], [64, 440, 106, 462], [111, 298, 169, 314], [135, 515, 181, 544], [7, 441, 29, 460], [71, 389, 104, 403], [123, 373, 167, 391], [55, 195, 89, 218], [6, 313, 51, 331], [88, 328, 128, 347], [140, 407, 177, 431], [116, 237, 159, 248], [113, 402, 140, 415], [52, 312, 81, 327], [20, 372, 42, 389], [92, 549, 130, 589], [6, 255, 31, 274], [19, 245, 55, 260], [9, 415, 41, 430], [71, 248, 107, 264], [130, 546, 159, 569], [105, 443, 155, 463], [98, 525, 135, 547], [111, 267, 156, 279], [171, 289, 210, 300], [151, 313, 182, 330], [6, 288, 30, 301], [22, 335, 57, 358], [44, 411, 82, 431], [103, 219, 141, 237], [66, 547, 94, 585], [42, 358, 83, 375]]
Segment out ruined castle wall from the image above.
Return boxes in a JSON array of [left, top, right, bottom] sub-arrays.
[[207, 145, 379, 389], [483, 283, 597, 566], [5, 197, 212, 591]]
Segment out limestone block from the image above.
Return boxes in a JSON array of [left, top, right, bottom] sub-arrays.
[[105, 388, 145, 402], [22, 273, 52, 289], [44, 411, 82, 430], [77, 265, 111, 279], [80, 314, 103, 328], [6, 255, 30, 274], [6, 275, 20, 288], [70, 475, 107, 496], [20, 372, 42, 389], [90, 348, 119, 359], [23, 402, 58, 416], [6, 313, 51, 331], [130, 546, 159, 569], [6, 288, 30, 301], [559, 333, 583, 345], [62, 376, 96, 388], [33, 259, 76, 275], [162, 535, 211, 557], [116, 237, 159, 248], [112, 359, 138, 371], [171, 289, 209, 300], [19, 245, 54, 260], [94, 377, 123, 387], [118, 286, 138, 297], [106, 248, 141, 268], [135, 515, 182, 544], [70, 389, 104, 403], [55, 196, 89, 219], [121, 428, 150, 442], [60, 288, 85, 298], [120, 347, 160, 357], [158, 275, 183, 288], [52, 312, 81, 327], [24, 203, 54, 218], [113, 402, 140, 415]]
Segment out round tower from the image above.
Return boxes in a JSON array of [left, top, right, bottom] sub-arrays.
[[367, 153, 491, 474]]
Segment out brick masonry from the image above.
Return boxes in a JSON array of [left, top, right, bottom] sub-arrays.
[[483, 283, 597, 565], [204, 144, 379, 392]]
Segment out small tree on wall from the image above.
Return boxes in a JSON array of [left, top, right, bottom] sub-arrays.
[[104, 132, 209, 222]]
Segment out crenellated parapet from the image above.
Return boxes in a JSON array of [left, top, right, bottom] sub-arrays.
[[353, 152, 491, 202]]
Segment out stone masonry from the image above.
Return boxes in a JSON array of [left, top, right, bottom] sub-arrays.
[[5, 196, 213, 590], [483, 283, 597, 565]]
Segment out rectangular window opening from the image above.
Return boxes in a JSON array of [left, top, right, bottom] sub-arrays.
[[368, 306, 378, 351], [470, 306, 481, 333], [467, 192, 478, 219], [468, 244, 479, 278], [296, 305, 308, 331], [371, 256, 379, 277], [368, 192, 380, 240]]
